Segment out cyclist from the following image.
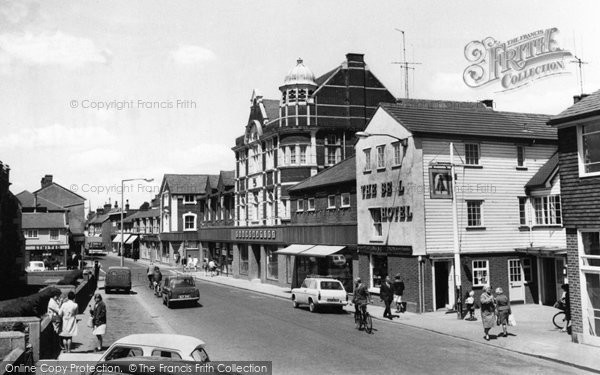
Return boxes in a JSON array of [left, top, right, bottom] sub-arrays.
[[353, 277, 370, 321], [147, 265, 154, 288], [152, 266, 163, 295]]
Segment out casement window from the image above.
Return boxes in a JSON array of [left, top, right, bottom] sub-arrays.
[[300, 145, 307, 164], [183, 213, 197, 231], [466, 200, 483, 227], [518, 197, 527, 225], [363, 149, 371, 172], [393, 142, 402, 166], [50, 229, 59, 240], [289, 146, 297, 165], [578, 122, 600, 176], [307, 198, 315, 211], [325, 134, 341, 166], [464, 143, 480, 165], [25, 229, 38, 238], [377, 145, 385, 169], [369, 208, 383, 237], [327, 195, 336, 209], [516, 146, 526, 168], [297, 199, 304, 212], [341, 193, 351, 208], [532, 195, 562, 225], [472, 260, 489, 287], [183, 194, 195, 204]]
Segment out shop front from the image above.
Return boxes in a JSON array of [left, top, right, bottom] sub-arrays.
[[26, 244, 69, 270]]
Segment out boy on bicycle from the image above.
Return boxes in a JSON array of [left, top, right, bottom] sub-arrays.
[[353, 277, 370, 319]]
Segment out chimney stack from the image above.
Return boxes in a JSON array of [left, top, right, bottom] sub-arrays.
[[114, 200, 118, 209], [346, 53, 365, 68], [41, 174, 53, 189], [125, 199, 130, 211], [103, 201, 111, 212], [573, 94, 589, 104]]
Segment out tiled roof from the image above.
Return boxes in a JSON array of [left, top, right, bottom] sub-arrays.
[[526, 153, 559, 189], [22, 212, 67, 229], [289, 156, 356, 192], [163, 174, 209, 194], [262, 99, 280, 122], [16, 190, 65, 211], [220, 170, 235, 187], [315, 66, 340, 86], [208, 174, 219, 190], [548, 89, 600, 125], [380, 102, 556, 141], [132, 208, 160, 219]]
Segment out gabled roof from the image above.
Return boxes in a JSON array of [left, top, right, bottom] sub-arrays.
[[208, 174, 219, 191], [379, 102, 556, 141], [526, 153, 559, 191], [33, 181, 86, 201], [289, 156, 356, 192], [161, 174, 209, 195], [16, 190, 65, 211], [262, 99, 280, 122], [219, 170, 235, 187], [315, 66, 341, 87], [548, 89, 600, 125], [22, 212, 67, 229]]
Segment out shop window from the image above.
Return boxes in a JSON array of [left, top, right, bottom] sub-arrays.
[[370, 255, 387, 289], [579, 122, 600, 176], [266, 247, 278, 280], [327, 195, 336, 209], [465, 143, 480, 165], [341, 193, 351, 208], [522, 258, 532, 282], [472, 260, 489, 287], [239, 245, 249, 275], [533, 195, 562, 225], [286, 255, 293, 284], [466, 200, 483, 227], [50, 229, 59, 241]]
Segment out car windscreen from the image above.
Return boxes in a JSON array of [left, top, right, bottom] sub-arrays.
[[172, 278, 195, 287], [320, 281, 343, 290]]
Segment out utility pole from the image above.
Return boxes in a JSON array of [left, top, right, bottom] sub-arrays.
[[571, 55, 588, 96], [392, 29, 421, 99]]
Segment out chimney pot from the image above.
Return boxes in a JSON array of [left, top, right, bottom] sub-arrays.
[[41, 174, 53, 188]]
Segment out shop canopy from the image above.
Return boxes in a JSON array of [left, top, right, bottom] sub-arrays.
[[125, 235, 138, 244], [515, 246, 567, 256], [112, 234, 129, 243], [275, 244, 345, 257]]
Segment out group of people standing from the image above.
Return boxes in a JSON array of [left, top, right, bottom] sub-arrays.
[[46, 290, 107, 353], [357, 274, 405, 320], [480, 286, 512, 341]]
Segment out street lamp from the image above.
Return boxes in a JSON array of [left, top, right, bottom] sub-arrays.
[[120, 178, 154, 267], [355, 131, 408, 146]]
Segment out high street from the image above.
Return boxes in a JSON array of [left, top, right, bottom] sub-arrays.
[[89, 255, 593, 375]]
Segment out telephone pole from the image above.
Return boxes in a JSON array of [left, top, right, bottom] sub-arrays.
[[392, 29, 421, 99]]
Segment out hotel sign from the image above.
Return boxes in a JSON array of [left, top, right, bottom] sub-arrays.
[[233, 229, 279, 242]]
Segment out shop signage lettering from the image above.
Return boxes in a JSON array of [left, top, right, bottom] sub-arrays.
[[380, 205, 412, 222], [29, 245, 68, 250], [234, 229, 277, 241]]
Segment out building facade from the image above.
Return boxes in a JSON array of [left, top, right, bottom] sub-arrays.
[[549, 91, 600, 346], [22, 212, 69, 269], [356, 100, 564, 313]]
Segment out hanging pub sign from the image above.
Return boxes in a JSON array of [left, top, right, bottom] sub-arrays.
[[429, 165, 453, 199]]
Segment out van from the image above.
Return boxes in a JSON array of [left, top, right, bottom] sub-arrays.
[[105, 266, 131, 293]]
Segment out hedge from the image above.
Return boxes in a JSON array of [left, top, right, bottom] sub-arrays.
[[0, 287, 62, 318]]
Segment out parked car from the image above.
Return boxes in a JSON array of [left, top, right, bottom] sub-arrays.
[[105, 266, 131, 294], [25, 261, 46, 272], [98, 334, 210, 362], [161, 275, 200, 308], [291, 276, 348, 312]]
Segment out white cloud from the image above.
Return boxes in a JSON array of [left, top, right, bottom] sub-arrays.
[[0, 123, 112, 149], [0, 31, 110, 67], [170, 44, 216, 65], [163, 143, 233, 173], [0, 1, 29, 24]]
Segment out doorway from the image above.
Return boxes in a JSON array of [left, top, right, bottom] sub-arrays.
[[541, 258, 557, 305], [434, 260, 452, 310], [252, 245, 261, 280], [508, 259, 525, 302]]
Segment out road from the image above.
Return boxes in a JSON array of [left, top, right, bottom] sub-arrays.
[[92, 255, 593, 375]]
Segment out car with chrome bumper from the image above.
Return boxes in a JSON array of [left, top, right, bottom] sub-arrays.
[[291, 276, 348, 312], [161, 275, 200, 308]]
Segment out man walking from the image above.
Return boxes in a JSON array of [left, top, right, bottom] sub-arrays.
[[380, 275, 394, 320]]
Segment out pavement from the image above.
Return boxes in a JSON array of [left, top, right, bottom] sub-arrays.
[[58, 254, 600, 373]]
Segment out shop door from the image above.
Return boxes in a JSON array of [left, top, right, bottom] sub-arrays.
[[554, 258, 566, 301], [252, 245, 261, 280], [508, 259, 525, 302], [434, 261, 451, 310]]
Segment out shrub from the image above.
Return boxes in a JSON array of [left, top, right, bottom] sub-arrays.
[[0, 287, 62, 318]]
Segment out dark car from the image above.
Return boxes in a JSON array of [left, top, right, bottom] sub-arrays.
[[105, 266, 131, 293], [161, 275, 199, 308]]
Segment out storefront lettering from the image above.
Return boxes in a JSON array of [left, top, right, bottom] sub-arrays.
[[380, 205, 412, 222], [362, 181, 405, 199], [234, 229, 277, 241]]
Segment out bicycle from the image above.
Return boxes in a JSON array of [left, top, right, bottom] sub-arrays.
[[354, 302, 373, 334], [153, 281, 162, 297], [552, 300, 567, 330]]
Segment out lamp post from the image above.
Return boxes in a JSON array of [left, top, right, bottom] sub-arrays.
[[120, 178, 154, 267]]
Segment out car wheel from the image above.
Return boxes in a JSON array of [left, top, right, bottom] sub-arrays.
[[292, 297, 299, 308], [105, 288, 111, 294], [125, 288, 131, 294], [309, 300, 317, 313]]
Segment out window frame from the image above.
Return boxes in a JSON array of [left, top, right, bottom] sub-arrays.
[[341, 193, 351, 208], [466, 200, 484, 228], [532, 195, 562, 226], [307, 197, 315, 211], [516, 145, 526, 168], [369, 208, 383, 237], [518, 197, 528, 226], [376, 145, 386, 170], [327, 195, 336, 209], [182, 213, 197, 231], [183, 194, 196, 204], [49, 229, 59, 241], [393, 142, 402, 166], [472, 260, 489, 287], [297, 199, 304, 212], [363, 148, 372, 172], [464, 143, 481, 166], [25, 229, 38, 238], [577, 122, 600, 177]]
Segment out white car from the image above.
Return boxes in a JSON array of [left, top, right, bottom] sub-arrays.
[[25, 261, 45, 272], [98, 334, 210, 362], [291, 277, 348, 312]]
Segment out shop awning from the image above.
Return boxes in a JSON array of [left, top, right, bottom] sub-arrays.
[[298, 245, 345, 258], [125, 235, 138, 244], [112, 234, 128, 243], [515, 246, 567, 256], [275, 244, 314, 255]]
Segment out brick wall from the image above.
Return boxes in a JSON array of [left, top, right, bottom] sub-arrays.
[[566, 229, 582, 340]]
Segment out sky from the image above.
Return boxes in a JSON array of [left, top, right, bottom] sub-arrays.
[[1, 0, 599, 211]]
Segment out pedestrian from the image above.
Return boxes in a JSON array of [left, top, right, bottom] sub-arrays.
[[480, 286, 496, 341], [495, 287, 511, 337], [181, 254, 187, 271], [89, 293, 106, 351], [208, 259, 216, 277], [93, 260, 101, 282], [175, 252, 180, 265], [380, 275, 394, 319], [58, 291, 79, 353], [47, 289, 63, 339], [147, 265, 154, 288], [392, 275, 405, 313], [560, 284, 571, 333], [464, 290, 475, 321]]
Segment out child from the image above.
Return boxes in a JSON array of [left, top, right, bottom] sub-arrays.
[[465, 290, 475, 321]]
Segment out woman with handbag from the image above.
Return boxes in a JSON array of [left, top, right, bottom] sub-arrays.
[[495, 287, 511, 337], [89, 293, 107, 351], [480, 286, 496, 341]]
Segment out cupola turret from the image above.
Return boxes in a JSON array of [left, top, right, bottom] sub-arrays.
[[279, 58, 318, 127]]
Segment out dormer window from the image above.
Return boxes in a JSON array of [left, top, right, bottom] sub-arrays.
[[183, 195, 195, 204]]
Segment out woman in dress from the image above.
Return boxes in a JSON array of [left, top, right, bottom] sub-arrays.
[[480, 286, 496, 341], [90, 293, 107, 351], [58, 291, 79, 352], [495, 287, 511, 337], [47, 289, 62, 333]]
